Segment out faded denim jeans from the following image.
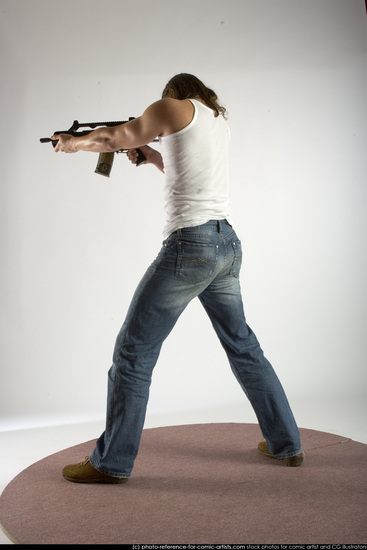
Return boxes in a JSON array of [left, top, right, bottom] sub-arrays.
[[90, 220, 302, 477]]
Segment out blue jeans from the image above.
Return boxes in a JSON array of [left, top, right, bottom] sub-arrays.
[[89, 220, 302, 477]]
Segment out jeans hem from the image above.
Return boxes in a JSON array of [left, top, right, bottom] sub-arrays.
[[272, 448, 304, 460], [89, 455, 131, 479]]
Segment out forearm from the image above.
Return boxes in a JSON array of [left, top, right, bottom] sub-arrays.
[[53, 122, 139, 154], [70, 127, 125, 153], [146, 148, 165, 173]]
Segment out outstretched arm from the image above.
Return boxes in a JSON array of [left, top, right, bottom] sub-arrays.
[[52, 108, 160, 154], [52, 98, 192, 155]]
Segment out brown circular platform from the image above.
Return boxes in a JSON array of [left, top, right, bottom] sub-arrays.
[[1, 423, 366, 544]]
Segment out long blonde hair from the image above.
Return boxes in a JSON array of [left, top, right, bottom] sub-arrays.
[[162, 73, 227, 119]]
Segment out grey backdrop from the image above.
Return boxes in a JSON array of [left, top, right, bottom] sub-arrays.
[[1, 0, 366, 433]]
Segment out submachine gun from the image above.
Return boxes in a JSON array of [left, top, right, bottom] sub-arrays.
[[40, 118, 155, 177]]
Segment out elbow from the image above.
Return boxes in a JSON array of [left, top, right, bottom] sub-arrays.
[[104, 127, 129, 152], [99, 123, 134, 152], [97, 127, 123, 152], [103, 138, 120, 152]]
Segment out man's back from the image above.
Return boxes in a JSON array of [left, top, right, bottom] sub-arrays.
[[159, 99, 231, 238]]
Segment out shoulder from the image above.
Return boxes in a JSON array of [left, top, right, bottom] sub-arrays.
[[146, 98, 192, 115], [144, 98, 195, 137]]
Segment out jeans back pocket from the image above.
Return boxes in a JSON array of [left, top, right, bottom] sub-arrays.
[[176, 241, 219, 284]]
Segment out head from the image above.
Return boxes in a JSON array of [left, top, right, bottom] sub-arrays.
[[162, 73, 227, 119]]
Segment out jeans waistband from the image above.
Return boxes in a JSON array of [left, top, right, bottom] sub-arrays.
[[176, 219, 231, 237]]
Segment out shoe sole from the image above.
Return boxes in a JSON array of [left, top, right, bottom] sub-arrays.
[[258, 443, 304, 467], [281, 454, 304, 467], [62, 473, 129, 484]]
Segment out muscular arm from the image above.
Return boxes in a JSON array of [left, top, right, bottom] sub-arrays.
[[52, 98, 194, 156]]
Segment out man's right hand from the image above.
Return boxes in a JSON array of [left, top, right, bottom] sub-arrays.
[[126, 147, 146, 165], [126, 145, 164, 173]]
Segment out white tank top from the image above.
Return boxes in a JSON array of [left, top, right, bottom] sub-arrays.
[[159, 99, 232, 238]]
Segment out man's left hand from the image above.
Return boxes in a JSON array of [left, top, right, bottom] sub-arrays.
[[51, 134, 77, 153]]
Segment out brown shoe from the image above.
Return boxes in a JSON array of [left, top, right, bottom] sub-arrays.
[[258, 441, 304, 467], [62, 456, 129, 484]]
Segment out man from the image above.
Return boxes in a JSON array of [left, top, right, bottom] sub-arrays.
[[55, 74, 304, 484]]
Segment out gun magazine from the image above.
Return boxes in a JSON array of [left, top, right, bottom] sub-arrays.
[[95, 152, 114, 177]]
